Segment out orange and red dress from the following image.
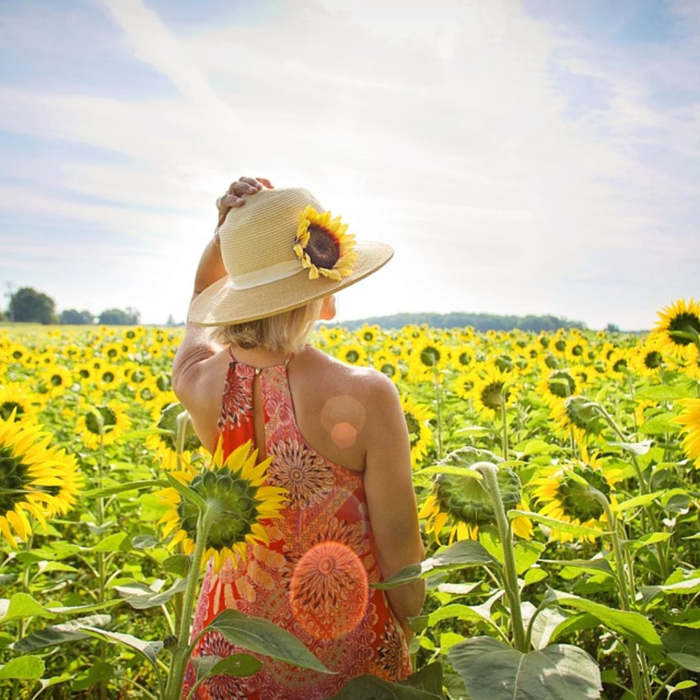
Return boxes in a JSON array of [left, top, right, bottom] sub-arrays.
[[182, 347, 411, 699]]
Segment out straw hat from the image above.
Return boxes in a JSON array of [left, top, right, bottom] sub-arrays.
[[187, 187, 394, 326]]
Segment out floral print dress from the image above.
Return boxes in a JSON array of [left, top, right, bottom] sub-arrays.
[[182, 346, 411, 699]]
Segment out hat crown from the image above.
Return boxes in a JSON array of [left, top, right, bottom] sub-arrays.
[[219, 188, 324, 278]]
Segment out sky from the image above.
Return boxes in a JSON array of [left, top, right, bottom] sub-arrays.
[[0, 0, 698, 330]]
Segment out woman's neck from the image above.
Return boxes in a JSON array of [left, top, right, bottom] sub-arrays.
[[228, 343, 306, 367]]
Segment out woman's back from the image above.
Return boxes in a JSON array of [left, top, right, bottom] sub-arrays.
[[186, 343, 380, 474], [181, 344, 411, 698]]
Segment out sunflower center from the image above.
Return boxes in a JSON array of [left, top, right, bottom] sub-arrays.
[[380, 363, 396, 377], [547, 370, 576, 398], [0, 445, 30, 513], [555, 339, 566, 352], [458, 351, 471, 365], [612, 358, 628, 373], [404, 413, 420, 449], [555, 466, 609, 521], [178, 468, 260, 549], [306, 225, 340, 269], [0, 402, 24, 421], [345, 350, 359, 363], [571, 344, 583, 356], [480, 381, 505, 410], [544, 354, 558, 369], [564, 396, 598, 430], [644, 351, 663, 369], [85, 406, 117, 435], [495, 355, 513, 373], [668, 312, 700, 346], [419, 346, 441, 367]]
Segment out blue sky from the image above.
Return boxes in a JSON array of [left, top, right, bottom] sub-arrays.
[[1, 0, 698, 329]]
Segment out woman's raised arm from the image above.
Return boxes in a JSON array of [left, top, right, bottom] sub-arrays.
[[363, 371, 426, 634], [172, 177, 270, 398]]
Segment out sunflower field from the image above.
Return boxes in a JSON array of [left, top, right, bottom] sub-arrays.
[[0, 298, 699, 699]]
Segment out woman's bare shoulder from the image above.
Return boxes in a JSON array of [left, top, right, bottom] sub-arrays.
[[300, 345, 398, 409]]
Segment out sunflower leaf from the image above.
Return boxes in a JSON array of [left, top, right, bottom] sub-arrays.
[[0, 593, 57, 626], [114, 578, 187, 610], [542, 589, 662, 649], [607, 439, 653, 456], [413, 465, 483, 480], [206, 609, 333, 674], [12, 614, 112, 652], [329, 672, 444, 699], [0, 654, 45, 680], [191, 653, 262, 682], [448, 636, 601, 699], [507, 511, 607, 538], [79, 626, 163, 665], [372, 540, 499, 590]]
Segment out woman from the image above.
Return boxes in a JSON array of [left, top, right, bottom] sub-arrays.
[[172, 176, 425, 698]]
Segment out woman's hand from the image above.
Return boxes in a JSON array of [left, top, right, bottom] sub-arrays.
[[215, 176, 273, 230]]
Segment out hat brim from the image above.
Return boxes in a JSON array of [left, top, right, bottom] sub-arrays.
[[187, 241, 394, 326]]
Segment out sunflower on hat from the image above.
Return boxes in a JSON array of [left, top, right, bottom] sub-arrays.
[[293, 205, 358, 281]]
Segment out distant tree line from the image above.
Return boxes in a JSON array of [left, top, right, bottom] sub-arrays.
[[329, 311, 590, 332], [1, 286, 141, 325]]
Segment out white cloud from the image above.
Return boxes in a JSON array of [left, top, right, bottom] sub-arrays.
[[0, 0, 697, 328]]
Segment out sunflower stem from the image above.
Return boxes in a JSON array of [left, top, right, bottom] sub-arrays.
[[12, 535, 34, 700], [592, 490, 649, 699], [432, 368, 443, 460], [480, 463, 527, 652], [96, 434, 108, 700], [500, 399, 509, 461], [591, 402, 649, 492], [175, 410, 189, 471], [164, 507, 214, 700]]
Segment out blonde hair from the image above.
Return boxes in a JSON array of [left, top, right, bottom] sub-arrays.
[[209, 298, 324, 355]]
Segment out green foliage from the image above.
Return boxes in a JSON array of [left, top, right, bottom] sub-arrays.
[[8, 286, 57, 323], [98, 306, 140, 324], [59, 308, 94, 324], [329, 311, 590, 332]]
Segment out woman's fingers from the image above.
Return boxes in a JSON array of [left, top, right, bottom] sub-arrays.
[[218, 176, 270, 225]]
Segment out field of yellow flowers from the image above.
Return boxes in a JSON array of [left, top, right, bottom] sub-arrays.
[[0, 298, 698, 699]]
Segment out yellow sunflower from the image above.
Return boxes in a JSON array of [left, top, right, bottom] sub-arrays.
[[536, 367, 579, 409], [340, 343, 367, 366], [156, 438, 287, 573], [40, 365, 74, 398], [293, 205, 358, 281], [630, 337, 666, 378], [0, 383, 38, 422], [401, 393, 434, 466], [671, 398, 700, 469], [358, 324, 380, 346], [470, 363, 519, 419], [651, 298, 700, 359], [0, 414, 84, 547], [530, 443, 620, 544], [549, 395, 603, 444], [452, 370, 477, 401], [146, 402, 201, 454], [79, 400, 132, 449], [419, 446, 532, 543], [372, 353, 400, 382]]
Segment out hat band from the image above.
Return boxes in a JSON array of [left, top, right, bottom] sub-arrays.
[[229, 259, 301, 290]]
